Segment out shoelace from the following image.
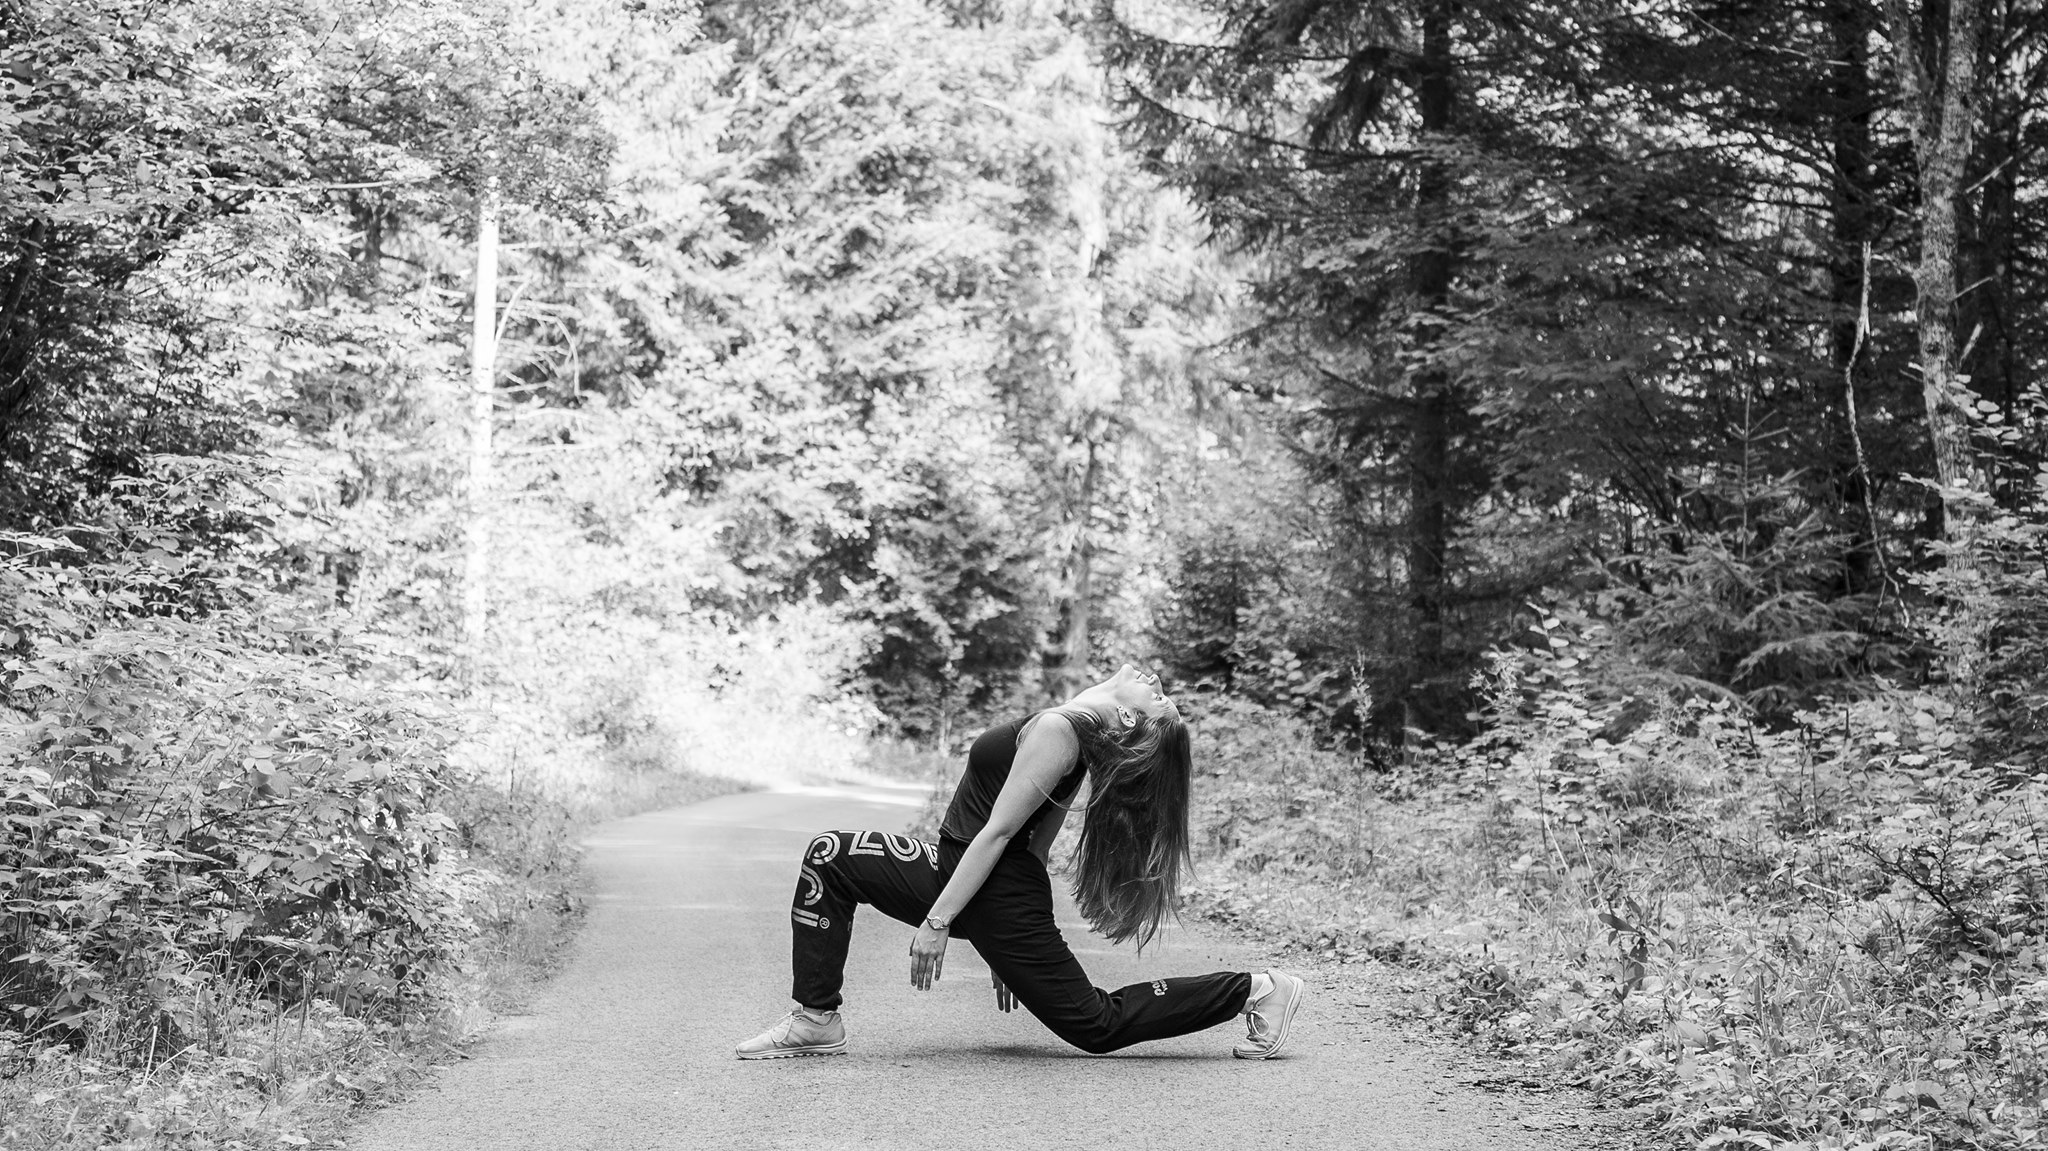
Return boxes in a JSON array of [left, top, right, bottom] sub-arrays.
[[780, 1008, 834, 1038], [1244, 1003, 1274, 1039], [775, 1009, 805, 1039]]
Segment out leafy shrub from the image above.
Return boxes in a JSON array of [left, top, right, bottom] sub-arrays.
[[1155, 533, 1371, 734], [1, 506, 467, 1054]]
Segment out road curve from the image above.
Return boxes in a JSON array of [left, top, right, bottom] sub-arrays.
[[349, 783, 1592, 1151]]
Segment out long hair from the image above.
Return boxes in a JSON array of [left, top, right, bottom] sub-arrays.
[[1062, 708, 1193, 951]]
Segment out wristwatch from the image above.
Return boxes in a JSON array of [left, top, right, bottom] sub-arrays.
[[923, 914, 951, 932]]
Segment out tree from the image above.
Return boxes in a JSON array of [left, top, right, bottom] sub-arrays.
[[496, 0, 1231, 732], [1106, 0, 1607, 731], [1883, 0, 1989, 541], [1101, 0, 2048, 725], [463, 179, 500, 658]]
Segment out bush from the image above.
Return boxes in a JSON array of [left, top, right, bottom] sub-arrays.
[[1178, 620, 2048, 1149], [1, 514, 469, 1052]]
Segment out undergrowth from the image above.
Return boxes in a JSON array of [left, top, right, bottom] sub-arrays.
[[0, 451, 761, 1150], [1180, 619, 2048, 1151]]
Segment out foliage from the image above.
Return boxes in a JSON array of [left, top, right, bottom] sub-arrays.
[[0, 0, 608, 538], [1182, 611, 2048, 1149], [1104, 0, 2048, 735], [1154, 521, 1366, 730], [2, 1, 632, 1143], [10, 0, 2048, 1147], [0, 477, 470, 1043], [490, 0, 1242, 732]]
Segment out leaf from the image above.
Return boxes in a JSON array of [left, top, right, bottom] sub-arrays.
[[1597, 911, 1636, 933], [1884, 1080, 1945, 1104]]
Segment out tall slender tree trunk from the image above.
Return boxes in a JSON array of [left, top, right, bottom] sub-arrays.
[[1048, 97, 1114, 703], [1884, 0, 1985, 534], [1827, 0, 1880, 593], [462, 180, 500, 666], [1404, 0, 1456, 727], [1883, 0, 1987, 687], [1052, 437, 1100, 701]]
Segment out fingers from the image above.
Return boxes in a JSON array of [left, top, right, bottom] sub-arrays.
[[908, 939, 946, 991]]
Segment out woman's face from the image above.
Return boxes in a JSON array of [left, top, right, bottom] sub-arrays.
[[1092, 663, 1179, 723]]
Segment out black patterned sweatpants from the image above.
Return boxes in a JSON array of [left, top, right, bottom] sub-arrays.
[[788, 829, 1253, 1055]]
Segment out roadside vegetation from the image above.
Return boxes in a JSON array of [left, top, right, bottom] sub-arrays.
[[1180, 634, 2048, 1151]]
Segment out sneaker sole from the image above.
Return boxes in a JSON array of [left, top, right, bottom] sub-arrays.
[[1233, 974, 1305, 1060], [735, 1040, 847, 1061]]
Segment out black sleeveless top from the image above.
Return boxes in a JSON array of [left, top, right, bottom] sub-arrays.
[[937, 714, 1085, 849]]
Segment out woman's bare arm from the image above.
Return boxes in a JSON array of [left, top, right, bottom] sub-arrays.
[[908, 713, 1080, 990]]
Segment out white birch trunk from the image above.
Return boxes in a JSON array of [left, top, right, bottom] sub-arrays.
[[462, 181, 500, 663], [1050, 99, 1113, 702]]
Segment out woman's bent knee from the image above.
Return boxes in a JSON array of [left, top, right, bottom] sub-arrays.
[[1073, 1036, 1120, 1056], [804, 831, 846, 868], [1041, 1009, 1122, 1055]]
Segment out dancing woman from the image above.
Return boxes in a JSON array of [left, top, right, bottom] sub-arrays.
[[735, 664, 1305, 1059]]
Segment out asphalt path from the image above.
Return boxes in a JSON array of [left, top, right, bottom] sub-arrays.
[[350, 782, 1600, 1151]]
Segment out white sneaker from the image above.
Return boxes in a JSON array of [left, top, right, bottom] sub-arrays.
[[1233, 972, 1305, 1059], [734, 1007, 847, 1060]]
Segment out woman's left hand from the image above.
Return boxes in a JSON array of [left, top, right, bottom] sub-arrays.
[[909, 923, 948, 990]]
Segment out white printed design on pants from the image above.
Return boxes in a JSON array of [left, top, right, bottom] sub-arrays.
[[798, 865, 824, 907], [885, 833, 924, 862], [792, 908, 832, 930], [921, 841, 939, 869], [850, 831, 887, 857], [806, 832, 842, 866]]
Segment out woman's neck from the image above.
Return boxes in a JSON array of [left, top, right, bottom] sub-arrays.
[[1053, 694, 1117, 730]]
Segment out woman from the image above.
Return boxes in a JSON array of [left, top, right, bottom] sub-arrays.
[[735, 663, 1306, 1060]]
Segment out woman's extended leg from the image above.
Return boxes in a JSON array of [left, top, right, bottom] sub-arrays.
[[738, 829, 946, 1060], [952, 848, 1252, 1055], [788, 830, 944, 1010]]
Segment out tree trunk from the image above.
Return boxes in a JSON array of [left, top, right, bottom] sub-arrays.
[[461, 180, 500, 665], [1051, 436, 1100, 701], [1827, 0, 1879, 593], [1883, 0, 1985, 535], [355, 197, 388, 292], [1404, 0, 1456, 726], [1882, 0, 1987, 688], [1048, 103, 1113, 703]]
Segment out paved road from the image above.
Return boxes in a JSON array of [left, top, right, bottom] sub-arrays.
[[351, 783, 1595, 1151]]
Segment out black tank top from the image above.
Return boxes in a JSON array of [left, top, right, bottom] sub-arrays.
[[937, 714, 1085, 848]]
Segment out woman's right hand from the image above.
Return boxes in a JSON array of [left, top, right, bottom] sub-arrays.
[[992, 974, 1015, 1013], [909, 922, 949, 990]]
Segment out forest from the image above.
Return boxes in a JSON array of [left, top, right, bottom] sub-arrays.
[[3, 0, 2046, 1146]]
